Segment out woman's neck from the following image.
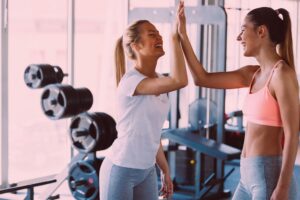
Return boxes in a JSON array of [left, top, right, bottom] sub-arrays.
[[135, 57, 158, 77], [255, 45, 282, 72]]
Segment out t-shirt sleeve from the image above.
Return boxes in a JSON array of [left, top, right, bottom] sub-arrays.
[[118, 71, 147, 97]]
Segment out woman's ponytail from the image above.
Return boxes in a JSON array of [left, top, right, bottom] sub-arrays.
[[277, 8, 295, 69], [115, 36, 125, 86], [114, 20, 149, 86]]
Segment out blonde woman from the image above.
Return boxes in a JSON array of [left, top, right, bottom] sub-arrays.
[[99, 4, 187, 200]]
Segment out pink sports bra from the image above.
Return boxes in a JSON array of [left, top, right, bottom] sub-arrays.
[[242, 60, 283, 127]]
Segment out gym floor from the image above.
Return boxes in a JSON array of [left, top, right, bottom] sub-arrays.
[[0, 142, 300, 200]]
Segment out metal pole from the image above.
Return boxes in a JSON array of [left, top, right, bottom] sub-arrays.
[[0, 0, 9, 187], [67, 0, 75, 159]]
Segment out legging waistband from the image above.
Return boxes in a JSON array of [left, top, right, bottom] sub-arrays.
[[241, 155, 282, 166]]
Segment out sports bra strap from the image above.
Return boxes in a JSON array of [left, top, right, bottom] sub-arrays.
[[249, 67, 261, 90], [265, 59, 284, 86]]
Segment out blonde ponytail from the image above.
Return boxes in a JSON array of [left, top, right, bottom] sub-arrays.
[[115, 37, 125, 86], [115, 20, 150, 86]]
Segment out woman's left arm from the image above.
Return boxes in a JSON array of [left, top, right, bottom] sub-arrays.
[[271, 66, 299, 200], [156, 142, 173, 198]]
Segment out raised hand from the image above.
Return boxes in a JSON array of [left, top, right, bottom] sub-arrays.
[[176, 0, 187, 38]]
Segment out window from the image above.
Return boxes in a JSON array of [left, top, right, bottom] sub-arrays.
[[74, 0, 127, 117], [8, 0, 70, 182]]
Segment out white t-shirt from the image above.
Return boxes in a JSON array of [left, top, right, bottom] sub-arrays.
[[107, 68, 170, 169]]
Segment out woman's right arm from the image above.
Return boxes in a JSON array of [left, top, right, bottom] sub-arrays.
[[177, 1, 255, 89], [134, 34, 187, 96], [135, 32, 188, 96], [133, 4, 189, 96]]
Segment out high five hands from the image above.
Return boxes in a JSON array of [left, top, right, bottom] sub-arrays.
[[176, 1, 187, 38]]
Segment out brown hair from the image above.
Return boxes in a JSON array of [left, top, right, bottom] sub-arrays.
[[247, 7, 295, 69], [115, 20, 150, 85]]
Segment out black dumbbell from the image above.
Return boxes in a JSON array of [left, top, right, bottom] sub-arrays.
[[24, 64, 67, 89], [41, 84, 93, 120], [69, 112, 117, 153]]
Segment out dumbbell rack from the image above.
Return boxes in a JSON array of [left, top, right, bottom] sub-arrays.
[[21, 64, 117, 200]]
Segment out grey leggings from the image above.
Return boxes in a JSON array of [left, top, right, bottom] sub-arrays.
[[99, 158, 158, 200], [232, 156, 298, 200]]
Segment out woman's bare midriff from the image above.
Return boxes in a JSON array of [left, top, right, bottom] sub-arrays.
[[241, 122, 283, 158]]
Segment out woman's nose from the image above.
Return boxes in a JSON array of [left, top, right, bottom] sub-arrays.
[[156, 35, 163, 43], [236, 33, 242, 41]]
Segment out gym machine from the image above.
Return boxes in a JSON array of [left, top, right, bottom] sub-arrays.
[[224, 110, 245, 150], [1, 64, 117, 200], [129, 1, 241, 199]]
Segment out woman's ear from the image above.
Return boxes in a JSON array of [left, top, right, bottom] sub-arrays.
[[130, 41, 143, 55], [257, 25, 268, 39], [130, 42, 139, 52]]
